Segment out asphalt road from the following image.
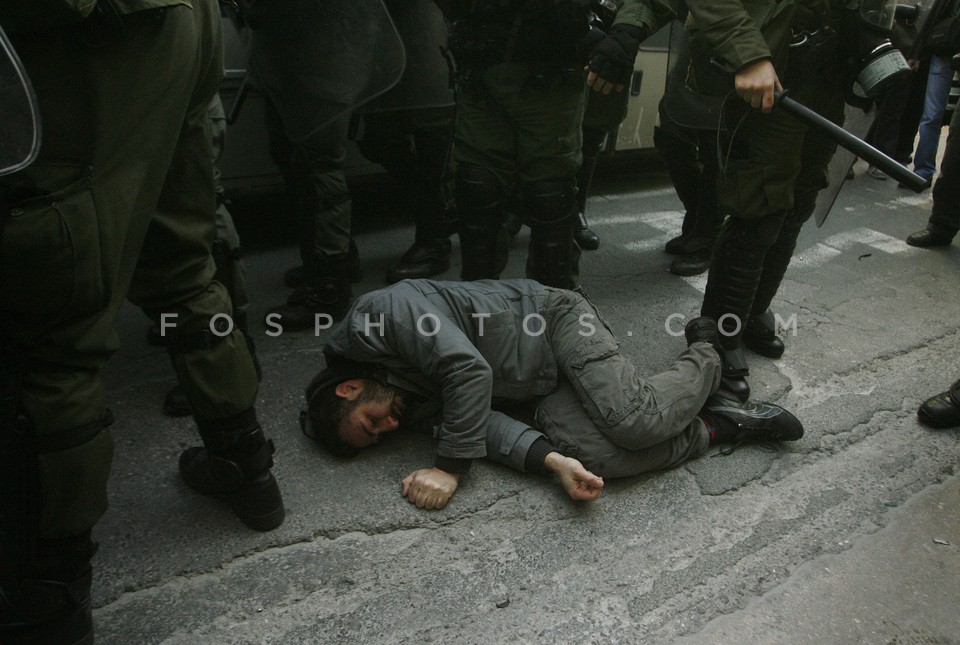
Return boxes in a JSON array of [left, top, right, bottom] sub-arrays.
[[93, 153, 959, 644]]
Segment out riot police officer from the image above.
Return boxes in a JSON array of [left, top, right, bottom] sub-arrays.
[[442, 0, 660, 289], [685, 0, 909, 397], [0, 2, 284, 642]]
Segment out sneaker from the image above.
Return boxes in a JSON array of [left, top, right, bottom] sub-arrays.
[[867, 166, 887, 180], [700, 390, 804, 444]]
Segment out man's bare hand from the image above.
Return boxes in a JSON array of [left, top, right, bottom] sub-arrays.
[[401, 468, 459, 510], [735, 59, 782, 113], [544, 452, 604, 501]]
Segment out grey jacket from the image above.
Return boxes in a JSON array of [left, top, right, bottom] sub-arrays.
[[323, 279, 561, 471]]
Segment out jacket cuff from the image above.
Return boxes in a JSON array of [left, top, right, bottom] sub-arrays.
[[434, 455, 473, 475], [523, 437, 558, 476]]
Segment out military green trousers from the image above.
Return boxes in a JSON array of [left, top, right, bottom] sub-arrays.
[[0, 2, 258, 537], [455, 63, 587, 284]]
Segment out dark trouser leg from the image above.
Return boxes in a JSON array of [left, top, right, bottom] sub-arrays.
[[264, 102, 353, 324], [750, 192, 815, 318], [456, 164, 508, 280], [523, 178, 579, 289], [358, 112, 455, 282], [574, 125, 606, 251], [928, 107, 960, 238], [701, 210, 787, 398], [654, 115, 702, 250]]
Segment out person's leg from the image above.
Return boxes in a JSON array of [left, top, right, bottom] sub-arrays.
[[268, 114, 355, 327], [511, 66, 587, 289], [160, 96, 261, 417], [453, 72, 517, 280], [0, 3, 227, 641], [654, 102, 705, 254], [542, 289, 721, 452], [896, 59, 930, 165], [535, 379, 711, 478], [670, 127, 723, 276], [358, 108, 456, 282], [910, 104, 960, 245], [912, 55, 954, 181], [127, 24, 282, 533], [574, 124, 607, 250]]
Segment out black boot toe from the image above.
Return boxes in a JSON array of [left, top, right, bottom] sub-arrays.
[[385, 240, 452, 283], [917, 391, 960, 429], [574, 212, 600, 251]]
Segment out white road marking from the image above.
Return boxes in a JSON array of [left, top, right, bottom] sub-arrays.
[[594, 187, 679, 202], [590, 210, 683, 228]]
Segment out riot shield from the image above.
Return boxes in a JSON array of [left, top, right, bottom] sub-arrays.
[[0, 26, 40, 176], [812, 0, 940, 227], [363, 0, 454, 114], [660, 20, 726, 131], [249, 0, 406, 144]]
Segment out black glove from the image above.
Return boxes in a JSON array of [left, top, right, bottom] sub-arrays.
[[587, 24, 645, 90]]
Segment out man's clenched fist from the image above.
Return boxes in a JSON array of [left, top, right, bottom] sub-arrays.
[[401, 467, 460, 510]]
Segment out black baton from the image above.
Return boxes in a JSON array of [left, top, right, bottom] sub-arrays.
[[774, 90, 930, 193]]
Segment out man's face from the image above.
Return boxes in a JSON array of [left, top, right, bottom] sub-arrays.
[[336, 381, 405, 449]]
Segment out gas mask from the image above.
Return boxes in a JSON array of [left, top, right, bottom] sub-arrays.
[[845, 0, 910, 97]]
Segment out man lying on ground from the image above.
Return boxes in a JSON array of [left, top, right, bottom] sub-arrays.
[[301, 279, 803, 509]]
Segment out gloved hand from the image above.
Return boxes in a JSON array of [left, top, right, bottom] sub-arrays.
[[586, 24, 645, 94]]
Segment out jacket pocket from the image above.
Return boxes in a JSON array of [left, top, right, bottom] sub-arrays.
[[1, 165, 104, 316]]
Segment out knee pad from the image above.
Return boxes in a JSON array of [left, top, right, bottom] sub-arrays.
[[724, 210, 787, 251], [522, 178, 577, 227]]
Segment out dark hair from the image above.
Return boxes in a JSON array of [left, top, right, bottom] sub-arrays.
[[303, 376, 361, 458], [302, 364, 398, 458]]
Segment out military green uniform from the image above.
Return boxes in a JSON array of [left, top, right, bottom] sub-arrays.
[[450, 0, 667, 288], [1, 1, 279, 639], [686, 0, 849, 392]]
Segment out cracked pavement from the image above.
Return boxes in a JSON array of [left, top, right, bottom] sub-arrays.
[[94, 156, 959, 643]]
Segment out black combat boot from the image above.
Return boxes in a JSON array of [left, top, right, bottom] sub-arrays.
[[670, 245, 712, 276], [457, 165, 509, 280], [743, 310, 785, 359], [386, 237, 452, 283], [1, 533, 97, 645], [269, 252, 353, 330], [180, 409, 284, 531], [525, 178, 579, 290], [700, 390, 804, 444], [917, 379, 960, 429], [386, 195, 456, 283]]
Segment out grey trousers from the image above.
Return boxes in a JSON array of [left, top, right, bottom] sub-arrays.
[[536, 288, 720, 478]]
